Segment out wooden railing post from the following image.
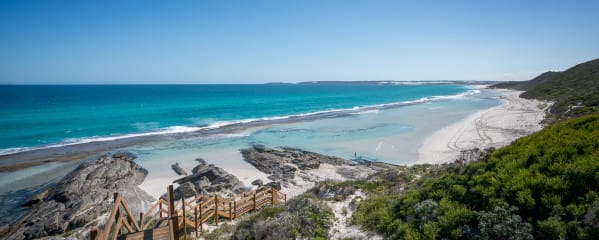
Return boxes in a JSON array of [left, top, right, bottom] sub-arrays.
[[194, 207, 198, 239], [139, 212, 143, 230], [92, 186, 286, 239], [199, 202, 203, 233], [233, 201, 237, 220], [229, 202, 232, 220], [253, 193, 257, 211], [168, 185, 179, 240], [181, 198, 187, 240], [215, 196, 219, 226], [110, 193, 120, 240], [90, 228, 98, 240], [159, 200, 163, 218], [115, 209, 122, 237]]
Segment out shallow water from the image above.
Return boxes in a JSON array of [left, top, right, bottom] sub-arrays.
[[0, 84, 468, 152], [0, 85, 501, 225]]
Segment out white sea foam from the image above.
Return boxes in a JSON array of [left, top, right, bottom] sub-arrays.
[[0, 88, 482, 156], [0, 147, 33, 155], [355, 109, 380, 115]]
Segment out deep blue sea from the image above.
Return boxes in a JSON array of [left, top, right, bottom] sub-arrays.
[[0, 84, 469, 154]]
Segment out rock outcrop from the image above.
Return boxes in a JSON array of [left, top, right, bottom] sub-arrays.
[[21, 188, 53, 207], [171, 162, 188, 175], [241, 145, 354, 175], [251, 179, 263, 187], [241, 145, 353, 181], [2, 152, 154, 240], [240, 145, 398, 193], [166, 162, 246, 200]]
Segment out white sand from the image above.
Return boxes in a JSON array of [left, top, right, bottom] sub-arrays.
[[281, 163, 377, 199], [416, 90, 549, 165], [328, 190, 383, 240]]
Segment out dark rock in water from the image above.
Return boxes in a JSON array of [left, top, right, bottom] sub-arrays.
[[240, 145, 354, 181], [171, 162, 188, 175], [251, 179, 263, 186], [2, 152, 154, 240], [168, 163, 245, 200], [195, 157, 207, 165], [252, 143, 267, 152], [21, 187, 53, 207], [265, 181, 282, 191]]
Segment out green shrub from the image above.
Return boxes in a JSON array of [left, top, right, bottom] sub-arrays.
[[351, 113, 599, 239]]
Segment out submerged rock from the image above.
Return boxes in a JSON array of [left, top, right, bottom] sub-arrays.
[[2, 152, 154, 240]]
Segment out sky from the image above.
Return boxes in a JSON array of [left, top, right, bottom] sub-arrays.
[[0, 0, 598, 84]]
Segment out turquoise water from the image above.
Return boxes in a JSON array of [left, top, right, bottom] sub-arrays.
[[0, 84, 468, 153], [0, 83, 502, 226]]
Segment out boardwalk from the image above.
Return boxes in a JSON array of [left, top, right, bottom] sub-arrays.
[[91, 185, 286, 240]]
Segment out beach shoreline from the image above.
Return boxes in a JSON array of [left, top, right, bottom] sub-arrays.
[[415, 89, 549, 165], [0, 87, 478, 172]]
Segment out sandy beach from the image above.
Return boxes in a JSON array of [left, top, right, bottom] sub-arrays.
[[416, 89, 549, 165]]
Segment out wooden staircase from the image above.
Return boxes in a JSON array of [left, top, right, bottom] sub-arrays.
[[91, 185, 286, 240]]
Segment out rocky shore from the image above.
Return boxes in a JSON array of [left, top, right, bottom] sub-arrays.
[[166, 161, 247, 200], [240, 144, 396, 198], [1, 145, 397, 239], [1, 152, 154, 240]]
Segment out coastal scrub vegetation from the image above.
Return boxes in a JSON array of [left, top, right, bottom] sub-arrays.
[[203, 190, 334, 240], [493, 58, 599, 120], [351, 113, 599, 239]]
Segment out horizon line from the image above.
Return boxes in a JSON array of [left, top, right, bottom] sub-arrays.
[[0, 80, 505, 85]]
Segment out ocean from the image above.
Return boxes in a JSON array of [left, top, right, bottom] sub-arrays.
[[0, 84, 470, 154], [0, 83, 503, 225]]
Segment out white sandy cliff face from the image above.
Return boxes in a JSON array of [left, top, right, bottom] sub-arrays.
[[416, 90, 549, 165]]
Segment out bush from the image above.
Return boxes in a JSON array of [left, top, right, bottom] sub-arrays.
[[232, 192, 334, 240], [351, 113, 599, 239]]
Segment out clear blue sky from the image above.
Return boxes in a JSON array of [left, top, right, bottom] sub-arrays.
[[1, 0, 598, 84]]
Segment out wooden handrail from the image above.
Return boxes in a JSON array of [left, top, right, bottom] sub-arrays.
[[92, 185, 285, 240]]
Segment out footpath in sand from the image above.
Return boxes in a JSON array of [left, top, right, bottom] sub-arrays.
[[416, 90, 549, 165]]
